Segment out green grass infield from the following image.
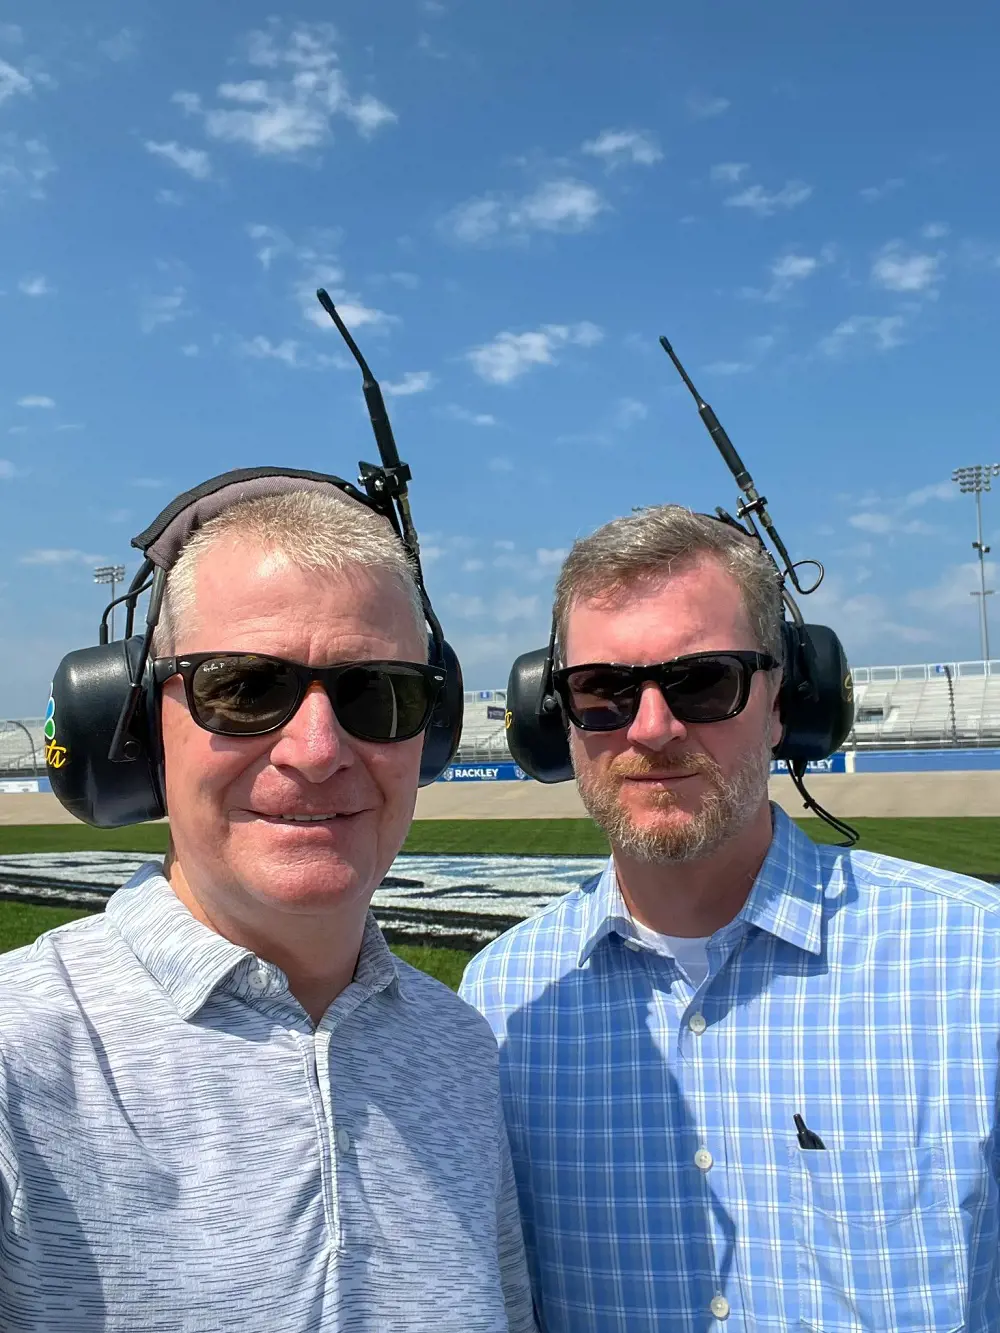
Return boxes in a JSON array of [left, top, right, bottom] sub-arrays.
[[2, 816, 998, 988]]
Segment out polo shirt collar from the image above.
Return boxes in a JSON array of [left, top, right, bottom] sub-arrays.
[[105, 862, 409, 1020]]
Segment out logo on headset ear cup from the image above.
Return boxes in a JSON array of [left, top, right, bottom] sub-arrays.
[[46, 639, 165, 828]]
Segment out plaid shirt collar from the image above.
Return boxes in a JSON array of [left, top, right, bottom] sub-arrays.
[[577, 803, 825, 967]]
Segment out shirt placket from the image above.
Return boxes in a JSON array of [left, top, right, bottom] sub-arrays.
[[675, 926, 746, 1328], [298, 1025, 342, 1252]]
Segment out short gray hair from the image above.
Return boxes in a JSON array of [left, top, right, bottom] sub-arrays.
[[153, 489, 426, 654], [554, 505, 784, 662]]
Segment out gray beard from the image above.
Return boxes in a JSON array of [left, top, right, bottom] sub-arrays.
[[573, 736, 774, 864]]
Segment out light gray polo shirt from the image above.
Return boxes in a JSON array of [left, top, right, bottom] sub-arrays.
[[0, 863, 536, 1332]]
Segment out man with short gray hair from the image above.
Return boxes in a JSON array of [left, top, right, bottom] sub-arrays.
[[0, 482, 536, 1332], [463, 504, 1000, 1331]]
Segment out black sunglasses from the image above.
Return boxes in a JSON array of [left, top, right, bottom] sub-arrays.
[[552, 651, 780, 732], [153, 653, 445, 743]]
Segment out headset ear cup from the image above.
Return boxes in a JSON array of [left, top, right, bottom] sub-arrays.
[[505, 647, 573, 784], [419, 638, 464, 786], [46, 638, 165, 828], [774, 622, 854, 762]]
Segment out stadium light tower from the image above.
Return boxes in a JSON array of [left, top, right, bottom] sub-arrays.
[[952, 465, 1000, 663], [94, 563, 126, 640]]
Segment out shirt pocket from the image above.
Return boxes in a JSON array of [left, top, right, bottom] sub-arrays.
[[789, 1145, 966, 1333]]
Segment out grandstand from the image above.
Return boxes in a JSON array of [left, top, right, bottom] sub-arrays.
[[0, 719, 44, 777], [849, 661, 1000, 747]]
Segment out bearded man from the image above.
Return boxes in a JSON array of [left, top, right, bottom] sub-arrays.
[[461, 505, 1000, 1333]]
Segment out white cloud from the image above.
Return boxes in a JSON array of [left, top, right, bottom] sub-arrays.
[[467, 323, 603, 384], [180, 343, 199, 357], [859, 177, 904, 202], [462, 558, 485, 572], [140, 288, 188, 333], [581, 128, 662, 168], [820, 314, 907, 357], [0, 459, 15, 479], [156, 188, 183, 206], [19, 549, 106, 567], [0, 133, 55, 201], [512, 179, 606, 230], [703, 333, 774, 377], [536, 548, 568, 568], [388, 270, 419, 289], [772, 253, 819, 281], [446, 593, 486, 618], [443, 178, 605, 243], [172, 22, 396, 157], [145, 140, 211, 180], [495, 591, 540, 623], [17, 274, 52, 296], [904, 480, 956, 507], [711, 162, 749, 184], [725, 180, 812, 216], [849, 512, 916, 536], [686, 95, 730, 119], [16, 395, 54, 409], [0, 56, 31, 105], [384, 370, 434, 396], [445, 404, 497, 427], [99, 29, 138, 62], [238, 335, 302, 367], [871, 242, 941, 293], [704, 360, 753, 375], [614, 397, 648, 428], [741, 247, 834, 302], [921, 222, 949, 240]]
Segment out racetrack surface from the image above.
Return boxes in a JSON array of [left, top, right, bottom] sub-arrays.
[[1, 770, 996, 824]]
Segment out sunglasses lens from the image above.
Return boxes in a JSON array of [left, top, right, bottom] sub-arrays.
[[190, 656, 298, 734], [664, 657, 744, 722], [333, 665, 437, 742], [561, 656, 748, 730], [561, 668, 639, 731]]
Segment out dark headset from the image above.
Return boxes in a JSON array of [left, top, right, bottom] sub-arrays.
[[44, 298, 463, 829], [504, 547, 854, 785], [506, 333, 857, 843]]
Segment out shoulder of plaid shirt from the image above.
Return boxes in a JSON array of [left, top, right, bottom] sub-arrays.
[[460, 802, 1000, 1333]]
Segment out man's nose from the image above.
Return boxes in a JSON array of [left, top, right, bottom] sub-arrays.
[[624, 680, 689, 751], [269, 682, 353, 781]]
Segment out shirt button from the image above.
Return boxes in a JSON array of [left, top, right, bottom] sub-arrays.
[[710, 1294, 730, 1320], [689, 1012, 707, 1035], [336, 1128, 351, 1155], [694, 1147, 713, 1171], [247, 967, 269, 995]]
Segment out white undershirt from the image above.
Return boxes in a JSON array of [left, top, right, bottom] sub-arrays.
[[630, 918, 711, 988]]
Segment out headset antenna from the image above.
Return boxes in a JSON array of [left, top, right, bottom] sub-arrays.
[[316, 288, 421, 564], [659, 334, 819, 596]]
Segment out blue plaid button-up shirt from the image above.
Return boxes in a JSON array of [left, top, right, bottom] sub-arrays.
[[460, 807, 1000, 1332]]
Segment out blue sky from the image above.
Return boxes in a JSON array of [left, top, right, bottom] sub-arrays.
[[2, 0, 999, 716]]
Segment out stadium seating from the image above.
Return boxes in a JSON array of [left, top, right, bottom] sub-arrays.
[[0, 719, 45, 776], [850, 662, 1000, 746]]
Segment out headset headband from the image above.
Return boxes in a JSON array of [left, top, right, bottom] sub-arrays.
[[133, 467, 386, 570]]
